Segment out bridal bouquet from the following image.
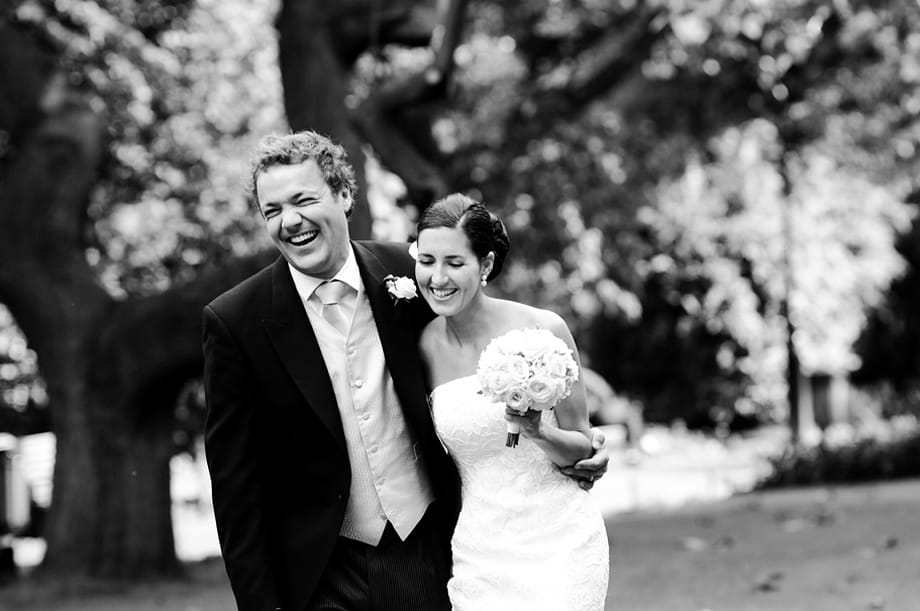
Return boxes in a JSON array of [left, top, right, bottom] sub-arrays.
[[477, 328, 579, 448]]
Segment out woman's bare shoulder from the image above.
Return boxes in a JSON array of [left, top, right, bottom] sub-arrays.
[[418, 317, 443, 353], [493, 299, 566, 333]]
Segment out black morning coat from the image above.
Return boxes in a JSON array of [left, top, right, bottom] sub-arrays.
[[203, 241, 461, 611]]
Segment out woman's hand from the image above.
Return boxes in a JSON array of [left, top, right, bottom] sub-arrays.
[[504, 406, 544, 439]]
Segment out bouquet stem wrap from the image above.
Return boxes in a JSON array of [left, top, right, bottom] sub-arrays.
[[477, 328, 579, 449], [506, 420, 521, 448]]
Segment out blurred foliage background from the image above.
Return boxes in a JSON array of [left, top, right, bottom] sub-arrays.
[[0, 0, 918, 580]]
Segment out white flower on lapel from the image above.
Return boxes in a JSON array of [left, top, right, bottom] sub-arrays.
[[384, 274, 418, 303]]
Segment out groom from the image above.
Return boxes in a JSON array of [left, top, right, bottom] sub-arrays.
[[202, 130, 608, 611]]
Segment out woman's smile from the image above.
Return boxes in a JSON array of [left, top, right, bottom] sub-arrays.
[[415, 225, 492, 317], [429, 286, 458, 300]]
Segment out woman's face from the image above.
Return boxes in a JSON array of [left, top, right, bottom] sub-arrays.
[[415, 225, 491, 317]]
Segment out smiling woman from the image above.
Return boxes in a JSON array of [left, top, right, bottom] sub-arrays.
[[415, 225, 490, 317], [412, 193, 609, 610], [414, 193, 508, 318]]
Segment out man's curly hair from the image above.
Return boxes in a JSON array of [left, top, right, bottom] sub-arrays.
[[248, 130, 358, 217]]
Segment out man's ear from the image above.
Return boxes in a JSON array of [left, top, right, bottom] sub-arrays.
[[338, 189, 355, 217]]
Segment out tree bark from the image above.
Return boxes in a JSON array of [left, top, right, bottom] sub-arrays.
[[521, 5, 665, 125], [350, 0, 469, 209], [0, 89, 120, 576], [276, 0, 372, 239], [0, 56, 278, 576]]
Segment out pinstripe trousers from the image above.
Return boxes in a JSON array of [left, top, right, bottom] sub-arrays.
[[307, 505, 452, 611]]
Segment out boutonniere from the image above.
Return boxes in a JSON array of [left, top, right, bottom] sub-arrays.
[[384, 274, 418, 304]]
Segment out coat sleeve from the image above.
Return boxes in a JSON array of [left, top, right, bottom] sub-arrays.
[[202, 304, 281, 611]]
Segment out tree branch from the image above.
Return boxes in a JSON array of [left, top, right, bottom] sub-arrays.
[[0, 85, 110, 348], [91, 250, 278, 400], [276, 0, 373, 238], [350, 0, 469, 207], [528, 6, 666, 121], [333, 2, 440, 63]]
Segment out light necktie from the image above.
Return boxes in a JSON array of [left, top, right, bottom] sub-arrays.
[[314, 280, 351, 336]]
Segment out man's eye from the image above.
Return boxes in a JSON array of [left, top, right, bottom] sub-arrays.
[[263, 208, 279, 218]]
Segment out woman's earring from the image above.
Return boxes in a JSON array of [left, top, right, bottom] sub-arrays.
[[480, 275, 488, 287]]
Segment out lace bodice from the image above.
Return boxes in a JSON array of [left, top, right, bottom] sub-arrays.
[[430, 375, 609, 610]]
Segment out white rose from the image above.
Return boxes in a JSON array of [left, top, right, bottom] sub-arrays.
[[539, 353, 570, 379], [506, 355, 531, 383], [526, 376, 559, 408], [485, 370, 515, 398], [393, 276, 417, 299], [504, 386, 531, 411]]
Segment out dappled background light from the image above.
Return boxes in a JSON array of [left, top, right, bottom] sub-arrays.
[[1, 0, 919, 601]]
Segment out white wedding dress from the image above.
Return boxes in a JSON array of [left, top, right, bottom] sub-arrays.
[[430, 375, 609, 611]]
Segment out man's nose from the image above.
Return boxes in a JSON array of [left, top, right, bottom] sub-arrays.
[[280, 208, 303, 230]]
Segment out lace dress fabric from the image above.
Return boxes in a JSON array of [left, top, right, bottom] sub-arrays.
[[430, 375, 609, 610]]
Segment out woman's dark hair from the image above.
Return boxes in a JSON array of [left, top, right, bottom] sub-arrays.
[[417, 193, 510, 281]]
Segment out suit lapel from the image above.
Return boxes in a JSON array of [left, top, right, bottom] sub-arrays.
[[261, 258, 346, 450], [353, 243, 431, 432]]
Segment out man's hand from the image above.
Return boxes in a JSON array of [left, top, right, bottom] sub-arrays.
[[561, 428, 609, 490]]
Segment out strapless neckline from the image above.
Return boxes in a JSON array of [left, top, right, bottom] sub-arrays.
[[430, 374, 478, 397]]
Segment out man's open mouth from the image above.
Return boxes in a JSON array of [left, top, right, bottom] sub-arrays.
[[287, 230, 318, 246]]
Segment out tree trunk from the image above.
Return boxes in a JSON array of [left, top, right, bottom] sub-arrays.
[[276, 0, 467, 234], [0, 85, 193, 579], [37, 338, 104, 576], [92, 390, 179, 577], [276, 0, 372, 239]]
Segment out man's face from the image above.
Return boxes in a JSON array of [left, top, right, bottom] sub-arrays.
[[256, 159, 352, 279]]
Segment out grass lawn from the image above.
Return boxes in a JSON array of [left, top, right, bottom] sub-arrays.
[[2, 478, 918, 610], [607, 479, 920, 611]]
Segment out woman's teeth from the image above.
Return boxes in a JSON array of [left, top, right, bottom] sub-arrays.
[[430, 287, 456, 299]]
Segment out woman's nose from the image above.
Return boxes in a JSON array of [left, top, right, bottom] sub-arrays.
[[431, 265, 448, 284]]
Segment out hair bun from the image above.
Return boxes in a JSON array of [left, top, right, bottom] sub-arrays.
[[417, 193, 512, 281], [487, 212, 510, 280]]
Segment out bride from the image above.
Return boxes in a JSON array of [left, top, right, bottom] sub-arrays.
[[415, 193, 609, 610]]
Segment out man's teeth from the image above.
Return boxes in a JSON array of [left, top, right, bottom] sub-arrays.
[[288, 231, 318, 245]]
